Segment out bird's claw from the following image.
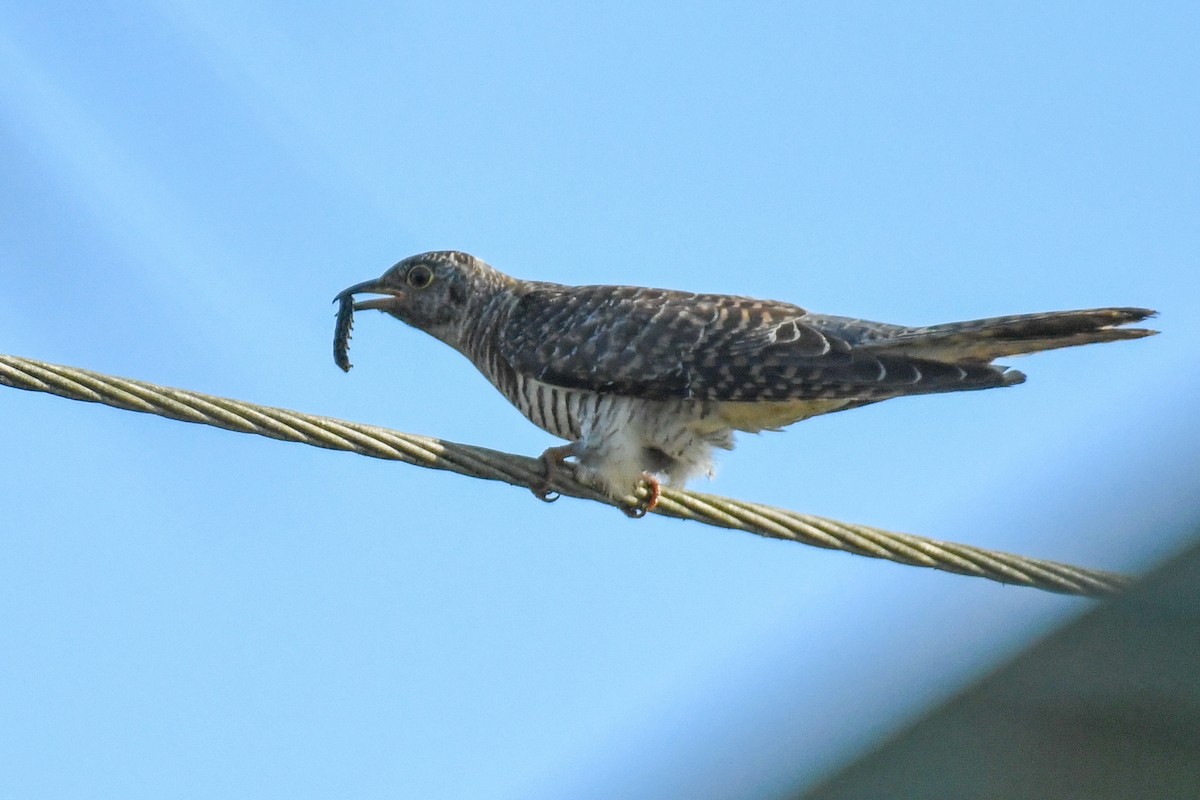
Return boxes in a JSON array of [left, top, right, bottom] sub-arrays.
[[622, 473, 661, 518], [532, 446, 660, 519], [532, 486, 560, 504], [531, 444, 576, 505]]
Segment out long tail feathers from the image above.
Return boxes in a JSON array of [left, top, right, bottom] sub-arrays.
[[862, 307, 1158, 362]]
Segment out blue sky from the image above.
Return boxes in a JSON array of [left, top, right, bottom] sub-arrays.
[[2, 2, 1197, 798]]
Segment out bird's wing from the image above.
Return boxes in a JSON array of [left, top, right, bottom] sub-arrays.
[[499, 285, 1014, 402]]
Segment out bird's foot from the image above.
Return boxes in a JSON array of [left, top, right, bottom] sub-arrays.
[[532, 443, 577, 503], [622, 473, 661, 519]]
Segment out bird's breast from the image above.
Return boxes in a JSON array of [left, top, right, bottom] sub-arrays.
[[508, 373, 597, 441]]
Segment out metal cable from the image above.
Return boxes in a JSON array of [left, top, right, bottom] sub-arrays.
[[0, 354, 1130, 597]]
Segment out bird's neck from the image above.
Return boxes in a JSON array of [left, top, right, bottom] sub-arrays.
[[443, 277, 521, 379]]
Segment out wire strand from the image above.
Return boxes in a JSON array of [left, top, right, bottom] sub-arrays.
[[0, 354, 1130, 597]]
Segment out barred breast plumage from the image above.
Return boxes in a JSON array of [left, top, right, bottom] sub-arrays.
[[334, 250, 1157, 516]]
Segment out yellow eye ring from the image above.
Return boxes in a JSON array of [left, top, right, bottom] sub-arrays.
[[407, 265, 434, 289]]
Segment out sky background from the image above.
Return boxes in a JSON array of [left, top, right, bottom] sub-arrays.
[[2, 2, 1198, 798]]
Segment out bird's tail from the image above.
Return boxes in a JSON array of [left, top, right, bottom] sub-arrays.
[[861, 307, 1158, 363]]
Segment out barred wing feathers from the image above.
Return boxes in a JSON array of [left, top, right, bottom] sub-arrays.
[[498, 284, 1015, 403]]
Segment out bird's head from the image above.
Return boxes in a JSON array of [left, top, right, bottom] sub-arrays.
[[335, 251, 512, 344]]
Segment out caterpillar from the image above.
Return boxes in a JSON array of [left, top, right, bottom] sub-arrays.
[[333, 293, 355, 372]]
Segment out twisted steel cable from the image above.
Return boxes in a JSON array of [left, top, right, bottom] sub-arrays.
[[0, 354, 1130, 597]]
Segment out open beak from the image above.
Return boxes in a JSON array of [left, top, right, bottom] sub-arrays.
[[333, 278, 404, 312]]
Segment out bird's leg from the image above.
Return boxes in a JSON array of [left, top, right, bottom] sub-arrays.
[[532, 443, 577, 503], [533, 445, 660, 518], [623, 473, 662, 518]]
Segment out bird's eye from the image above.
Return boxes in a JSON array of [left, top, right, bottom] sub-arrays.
[[407, 265, 434, 289]]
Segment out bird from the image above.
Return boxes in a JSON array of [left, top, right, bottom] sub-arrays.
[[334, 251, 1156, 517]]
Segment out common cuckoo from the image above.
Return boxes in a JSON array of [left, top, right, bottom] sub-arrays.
[[334, 251, 1156, 516]]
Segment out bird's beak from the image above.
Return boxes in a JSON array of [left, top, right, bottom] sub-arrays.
[[334, 278, 404, 312]]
